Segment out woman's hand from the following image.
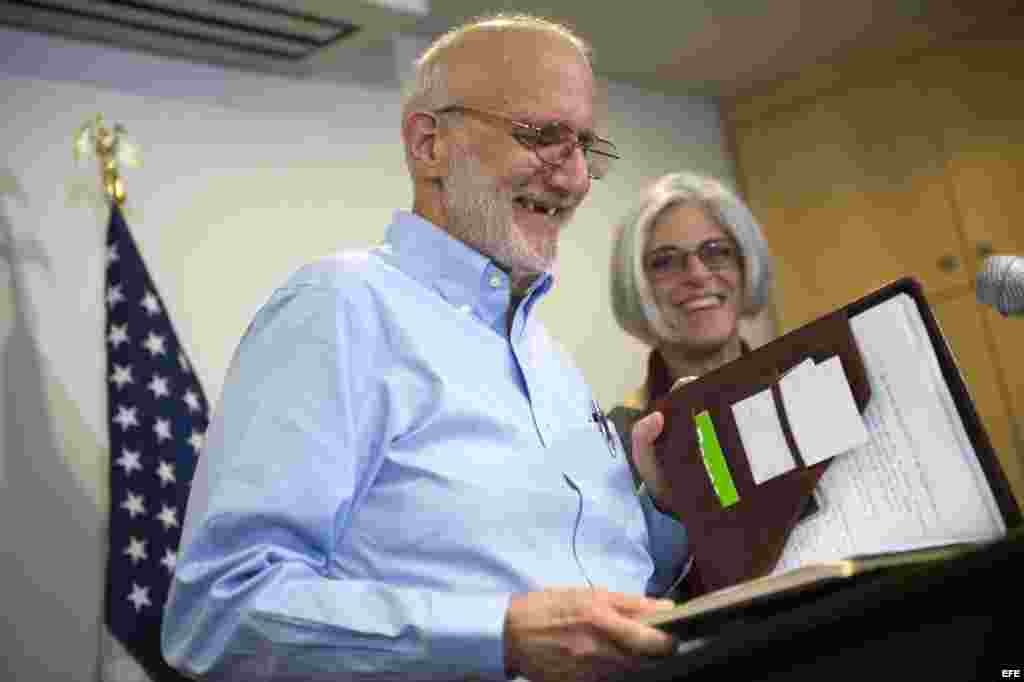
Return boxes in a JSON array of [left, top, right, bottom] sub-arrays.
[[630, 411, 669, 506], [632, 376, 697, 512]]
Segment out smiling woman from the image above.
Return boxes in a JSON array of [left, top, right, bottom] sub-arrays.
[[606, 172, 775, 479]]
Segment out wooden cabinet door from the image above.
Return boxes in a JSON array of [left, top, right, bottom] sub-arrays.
[[932, 40, 1024, 270], [732, 62, 967, 331]]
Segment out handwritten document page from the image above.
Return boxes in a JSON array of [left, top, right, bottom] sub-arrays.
[[773, 294, 1006, 574]]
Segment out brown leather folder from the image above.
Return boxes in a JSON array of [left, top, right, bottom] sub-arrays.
[[649, 307, 872, 596], [646, 278, 1023, 604]]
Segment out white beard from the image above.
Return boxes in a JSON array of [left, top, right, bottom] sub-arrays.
[[442, 148, 557, 276]]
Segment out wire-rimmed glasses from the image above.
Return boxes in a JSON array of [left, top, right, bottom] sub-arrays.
[[644, 238, 741, 279], [435, 105, 620, 180]]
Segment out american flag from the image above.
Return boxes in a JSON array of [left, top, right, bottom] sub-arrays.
[[104, 202, 207, 681]]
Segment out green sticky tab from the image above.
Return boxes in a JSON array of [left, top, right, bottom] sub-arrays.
[[695, 410, 739, 508]]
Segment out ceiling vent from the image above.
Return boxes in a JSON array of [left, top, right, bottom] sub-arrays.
[[0, 0, 429, 74]]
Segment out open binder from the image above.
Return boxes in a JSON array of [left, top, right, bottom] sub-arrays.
[[640, 537, 989, 635], [649, 277, 1021, 597]]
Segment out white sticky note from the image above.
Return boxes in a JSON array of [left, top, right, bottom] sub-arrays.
[[781, 356, 870, 466], [732, 388, 797, 484], [806, 356, 870, 464], [781, 358, 817, 393], [778, 359, 817, 455]]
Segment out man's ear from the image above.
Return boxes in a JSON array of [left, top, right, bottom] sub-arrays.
[[403, 111, 448, 180]]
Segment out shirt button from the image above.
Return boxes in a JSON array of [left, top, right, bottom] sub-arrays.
[[488, 274, 503, 288]]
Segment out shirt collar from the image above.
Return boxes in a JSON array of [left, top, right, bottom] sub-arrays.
[[379, 210, 554, 330]]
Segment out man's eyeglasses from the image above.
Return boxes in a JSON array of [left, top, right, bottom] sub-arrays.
[[434, 105, 620, 180], [644, 238, 740, 278]]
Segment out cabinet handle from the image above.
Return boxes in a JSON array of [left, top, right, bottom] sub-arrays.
[[937, 254, 959, 272], [976, 242, 995, 259]]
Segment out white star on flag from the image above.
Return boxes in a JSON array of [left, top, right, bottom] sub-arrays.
[[160, 548, 177, 574], [121, 491, 146, 519], [124, 537, 148, 565], [127, 583, 152, 613], [142, 331, 167, 357], [108, 323, 129, 349], [141, 291, 162, 316], [188, 429, 205, 455], [107, 243, 120, 265], [110, 364, 134, 389], [153, 417, 172, 443], [107, 284, 125, 309], [155, 460, 176, 487], [156, 504, 179, 531], [183, 389, 202, 413], [113, 405, 139, 431], [147, 374, 170, 399], [115, 449, 142, 476]]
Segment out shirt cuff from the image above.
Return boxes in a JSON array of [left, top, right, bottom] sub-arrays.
[[429, 591, 512, 678], [640, 490, 690, 597], [636, 481, 679, 521]]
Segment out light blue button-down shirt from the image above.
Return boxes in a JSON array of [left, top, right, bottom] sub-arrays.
[[162, 211, 689, 681]]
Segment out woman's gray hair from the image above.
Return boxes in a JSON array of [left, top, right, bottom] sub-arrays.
[[610, 172, 774, 346]]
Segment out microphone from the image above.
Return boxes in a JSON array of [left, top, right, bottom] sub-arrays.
[[976, 255, 1024, 317]]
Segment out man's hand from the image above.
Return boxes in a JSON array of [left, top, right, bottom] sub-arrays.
[[503, 588, 678, 681]]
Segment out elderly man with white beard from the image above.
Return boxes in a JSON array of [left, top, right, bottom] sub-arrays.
[[162, 13, 689, 682]]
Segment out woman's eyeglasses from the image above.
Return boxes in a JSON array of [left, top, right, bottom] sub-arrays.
[[644, 239, 740, 278]]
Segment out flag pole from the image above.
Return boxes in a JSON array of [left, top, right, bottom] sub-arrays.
[[77, 114, 141, 682], [79, 112, 124, 682]]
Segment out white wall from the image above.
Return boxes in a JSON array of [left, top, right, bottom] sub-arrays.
[[0, 25, 734, 680]]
